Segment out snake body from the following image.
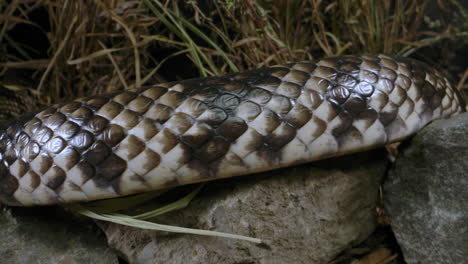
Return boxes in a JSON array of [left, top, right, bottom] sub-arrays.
[[0, 54, 463, 206]]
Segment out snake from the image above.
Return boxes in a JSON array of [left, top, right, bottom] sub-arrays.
[[0, 54, 463, 206]]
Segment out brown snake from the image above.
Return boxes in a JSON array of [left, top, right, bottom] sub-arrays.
[[0, 54, 463, 206]]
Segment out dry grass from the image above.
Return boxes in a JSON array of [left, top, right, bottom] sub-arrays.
[[1, 0, 156, 106], [0, 0, 466, 108]]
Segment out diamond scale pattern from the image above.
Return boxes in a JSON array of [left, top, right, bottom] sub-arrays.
[[0, 54, 463, 206]]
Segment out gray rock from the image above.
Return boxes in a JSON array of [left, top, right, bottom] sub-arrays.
[[385, 113, 468, 264], [100, 150, 388, 264], [0, 206, 119, 264]]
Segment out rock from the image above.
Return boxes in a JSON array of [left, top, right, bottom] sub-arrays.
[[0, 206, 119, 264], [100, 150, 388, 264], [384, 113, 468, 264]]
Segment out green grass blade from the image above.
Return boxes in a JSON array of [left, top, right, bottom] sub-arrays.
[[81, 189, 169, 214], [143, 0, 208, 76], [133, 184, 204, 220], [163, 5, 239, 72]]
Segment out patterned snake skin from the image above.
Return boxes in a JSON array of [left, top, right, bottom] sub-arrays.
[[0, 55, 463, 206]]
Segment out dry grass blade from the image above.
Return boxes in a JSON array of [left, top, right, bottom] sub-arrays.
[[36, 15, 77, 92], [73, 206, 263, 244], [0, 0, 42, 62], [1, 59, 49, 69], [359, 247, 397, 264], [140, 48, 190, 85], [0, 14, 38, 26], [67, 47, 123, 65], [97, 41, 129, 89], [94, 0, 142, 88], [69, 184, 262, 244]]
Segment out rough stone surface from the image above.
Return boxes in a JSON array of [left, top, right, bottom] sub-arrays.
[[385, 113, 468, 264], [0, 206, 119, 264], [100, 150, 388, 264]]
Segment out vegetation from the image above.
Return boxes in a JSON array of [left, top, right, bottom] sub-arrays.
[[1, 0, 466, 107]]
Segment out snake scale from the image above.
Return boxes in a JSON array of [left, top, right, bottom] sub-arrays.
[[0, 54, 463, 206]]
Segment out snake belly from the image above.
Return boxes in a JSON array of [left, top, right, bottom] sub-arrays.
[[0, 54, 463, 206]]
